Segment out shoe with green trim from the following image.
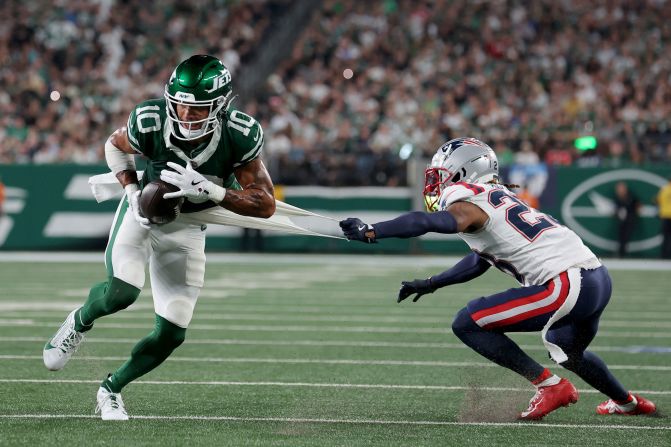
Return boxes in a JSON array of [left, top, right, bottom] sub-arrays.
[[43, 308, 86, 371], [96, 386, 129, 421]]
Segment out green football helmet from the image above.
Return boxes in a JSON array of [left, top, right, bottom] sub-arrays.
[[164, 55, 233, 141]]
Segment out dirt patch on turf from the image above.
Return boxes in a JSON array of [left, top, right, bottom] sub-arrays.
[[457, 383, 529, 422]]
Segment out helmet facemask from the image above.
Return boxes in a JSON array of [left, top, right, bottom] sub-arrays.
[[423, 167, 455, 212], [164, 89, 231, 141]]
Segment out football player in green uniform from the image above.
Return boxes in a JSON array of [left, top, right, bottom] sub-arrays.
[[43, 55, 276, 420]]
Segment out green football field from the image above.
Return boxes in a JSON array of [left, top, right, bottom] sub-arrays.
[[0, 253, 669, 446]]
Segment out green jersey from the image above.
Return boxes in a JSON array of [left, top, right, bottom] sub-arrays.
[[126, 98, 264, 213]]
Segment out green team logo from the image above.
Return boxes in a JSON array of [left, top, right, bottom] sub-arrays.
[[204, 68, 231, 93], [560, 169, 666, 253]]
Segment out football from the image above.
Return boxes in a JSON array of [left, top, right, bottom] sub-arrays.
[[138, 180, 184, 225]]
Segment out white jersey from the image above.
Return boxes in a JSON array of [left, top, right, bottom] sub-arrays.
[[438, 182, 599, 286]]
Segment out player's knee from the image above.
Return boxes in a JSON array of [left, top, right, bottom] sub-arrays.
[[100, 277, 140, 314], [157, 329, 186, 350], [155, 315, 187, 350], [112, 256, 146, 289], [558, 351, 584, 371], [452, 307, 480, 337], [164, 298, 196, 327]]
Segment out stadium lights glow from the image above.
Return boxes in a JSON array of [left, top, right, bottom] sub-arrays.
[[399, 143, 413, 160], [574, 135, 597, 151]]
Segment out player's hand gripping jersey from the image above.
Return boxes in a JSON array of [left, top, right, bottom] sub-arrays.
[[126, 99, 263, 213], [438, 182, 598, 286]]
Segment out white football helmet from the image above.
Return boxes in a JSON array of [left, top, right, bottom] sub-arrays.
[[423, 137, 499, 211]]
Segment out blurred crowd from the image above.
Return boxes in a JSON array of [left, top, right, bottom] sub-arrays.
[[3, 0, 671, 186], [252, 0, 671, 185], [0, 0, 279, 163]]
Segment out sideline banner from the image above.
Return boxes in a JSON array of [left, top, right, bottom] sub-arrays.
[[0, 164, 668, 256], [0, 165, 444, 253]]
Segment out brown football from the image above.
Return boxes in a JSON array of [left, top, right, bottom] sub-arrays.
[[138, 180, 184, 225]]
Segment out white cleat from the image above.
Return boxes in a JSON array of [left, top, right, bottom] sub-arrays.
[[43, 308, 86, 371], [96, 387, 129, 421]]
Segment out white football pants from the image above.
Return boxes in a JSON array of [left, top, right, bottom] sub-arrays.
[[104, 196, 206, 328]]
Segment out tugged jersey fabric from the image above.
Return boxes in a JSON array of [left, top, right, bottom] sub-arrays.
[[126, 98, 264, 213], [438, 182, 599, 286]]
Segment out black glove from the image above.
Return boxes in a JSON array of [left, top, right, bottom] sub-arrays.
[[339, 217, 377, 243], [397, 278, 436, 303]]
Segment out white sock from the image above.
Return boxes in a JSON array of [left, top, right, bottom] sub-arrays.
[[536, 374, 561, 388], [616, 395, 637, 411]]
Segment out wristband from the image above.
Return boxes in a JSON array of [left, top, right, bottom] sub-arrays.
[[208, 183, 226, 204]]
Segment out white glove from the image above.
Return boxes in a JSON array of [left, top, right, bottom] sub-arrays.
[[125, 184, 150, 229], [160, 161, 226, 204]]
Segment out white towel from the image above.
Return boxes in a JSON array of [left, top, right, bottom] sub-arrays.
[[88, 172, 344, 239], [541, 267, 582, 363]]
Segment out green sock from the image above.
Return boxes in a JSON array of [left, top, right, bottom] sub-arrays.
[[100, 374, 116, 393], [105, 315, 186, 393], [73, 308, 93, 333], [76, 277, 140, 331]]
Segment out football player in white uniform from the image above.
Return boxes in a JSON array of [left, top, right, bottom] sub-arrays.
[[340, 137, 656, 420]]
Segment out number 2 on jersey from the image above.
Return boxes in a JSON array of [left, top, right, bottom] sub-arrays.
[[488, 190, 557, 241]]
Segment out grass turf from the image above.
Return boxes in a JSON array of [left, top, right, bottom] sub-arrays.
[[0, 255, 669, 446]]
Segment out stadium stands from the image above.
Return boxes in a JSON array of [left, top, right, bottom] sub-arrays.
[[2, 0, 671, 185]]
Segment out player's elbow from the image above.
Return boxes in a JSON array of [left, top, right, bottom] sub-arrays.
[[258, 195, 276, 218], [258, 207, 275, 219]]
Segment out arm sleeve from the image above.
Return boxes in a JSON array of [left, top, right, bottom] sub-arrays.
[[429, 252, 491, 289], [372, 211, 457, 239], [104, 138, 136, 174]]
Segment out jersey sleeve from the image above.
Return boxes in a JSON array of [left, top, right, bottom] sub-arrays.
[[225, 110, 264, 168], [126, 100, 164, 159], [437, 182, 486, 210]]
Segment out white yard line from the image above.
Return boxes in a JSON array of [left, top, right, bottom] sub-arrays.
[[0, 413, 668, 430], [0, 312, 460, 324], [3, 336, 663, 353], [2, 355, 670, 371], [6, 305, 671, 321], [6, 312, 671, 328], [1, 320, 670, 338], [2, 378, 671, 396], [1, 252, 670, 270]]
